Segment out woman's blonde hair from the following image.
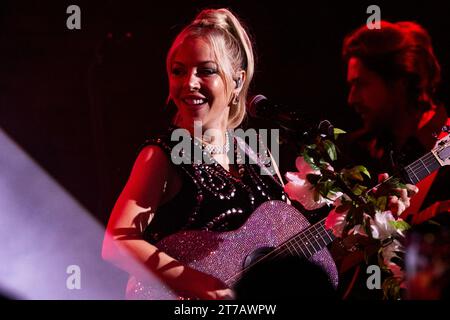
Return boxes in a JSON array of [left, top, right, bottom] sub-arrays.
[[166, 8, 255, 128]]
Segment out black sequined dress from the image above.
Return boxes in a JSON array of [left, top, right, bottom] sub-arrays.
[[140, 126, 289, 244]]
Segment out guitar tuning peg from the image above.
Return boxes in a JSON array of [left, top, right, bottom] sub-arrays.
[[432, 132, 439, 139], [442, 125, 450, 133]]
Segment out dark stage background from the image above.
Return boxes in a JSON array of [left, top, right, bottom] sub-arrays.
[[1, 0, 449, 226]]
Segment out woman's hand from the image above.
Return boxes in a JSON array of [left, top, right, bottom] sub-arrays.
[[173, 266, 235, 300]]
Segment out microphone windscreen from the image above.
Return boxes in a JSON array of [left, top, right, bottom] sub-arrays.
[[248, 94, 268, 118]]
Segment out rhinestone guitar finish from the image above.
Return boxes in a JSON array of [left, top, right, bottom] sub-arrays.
[[127, 200, 338, 299]]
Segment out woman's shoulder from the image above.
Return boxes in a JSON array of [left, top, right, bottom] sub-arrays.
[[133, 127, 180, 174], [137, 144, 169, 164], [134, 131, 184, 209], [139, 125, 192, 156], [129, 145, 172, 190]]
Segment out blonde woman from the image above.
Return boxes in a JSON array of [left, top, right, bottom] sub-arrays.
[[102, 8, 289, 300]]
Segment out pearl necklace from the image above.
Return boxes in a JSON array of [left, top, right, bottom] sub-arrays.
[[200, 131, 230, 155]]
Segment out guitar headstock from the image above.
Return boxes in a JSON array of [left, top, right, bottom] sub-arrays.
[[432, 134, 450, 167]]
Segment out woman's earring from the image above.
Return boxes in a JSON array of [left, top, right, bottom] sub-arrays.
[[235, 78, 241, 89], [232, 94, 239, 106]]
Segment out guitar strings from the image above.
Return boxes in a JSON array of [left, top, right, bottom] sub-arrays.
[[226, 146, 443, 285], [225, 166, 420, 285], [225, 217, 333, 285], [406, 152, 439, 183]]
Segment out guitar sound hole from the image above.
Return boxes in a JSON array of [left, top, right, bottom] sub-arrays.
[[243, 246, 274, 269]]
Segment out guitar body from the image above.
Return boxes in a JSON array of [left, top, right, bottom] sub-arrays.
[[126, 200, 338, 299]]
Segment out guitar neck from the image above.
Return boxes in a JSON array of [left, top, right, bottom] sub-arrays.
[[270, 133, 450, 265], [278, 217, 335, 259], [276, 150, 444, 260], [402, 151, 441, 184]]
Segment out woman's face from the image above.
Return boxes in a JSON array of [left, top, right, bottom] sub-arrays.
[[169, 37, 231, 131]]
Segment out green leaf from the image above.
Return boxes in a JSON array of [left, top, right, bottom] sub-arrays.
[[383, 177, 406, 190], [352, 184, 368, 196], [330, 186, 343, 195], [356, 165, 371, 179], [389, 220, 411, 232], [365, 194, 376, 205], [316, 180, 331, 198], [301, 150, 319, 171], [323, 140, 337, 161], [342, 165, 372, 182], [333, 128, 347, 140], [342, 168, 363, 182], [374, 196, 387, 211]]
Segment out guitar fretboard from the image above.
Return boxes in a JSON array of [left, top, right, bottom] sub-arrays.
[[276, 151, 443, 259], [403, 152, 441, 184], [279, 218, 335, 259]]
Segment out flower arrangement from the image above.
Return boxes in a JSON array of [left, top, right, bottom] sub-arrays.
[[284, 126, 411, 299]]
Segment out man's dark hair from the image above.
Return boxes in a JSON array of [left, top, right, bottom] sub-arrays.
[[343, 21, 441, 111]]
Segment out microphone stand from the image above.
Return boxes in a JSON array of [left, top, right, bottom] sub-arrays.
[[275, 111, 335, 153]]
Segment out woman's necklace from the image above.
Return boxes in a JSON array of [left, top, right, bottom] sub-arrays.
[[201, 131, 230, 155]]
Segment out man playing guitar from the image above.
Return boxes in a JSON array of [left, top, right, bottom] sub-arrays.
[[336, 20, 450, 299]]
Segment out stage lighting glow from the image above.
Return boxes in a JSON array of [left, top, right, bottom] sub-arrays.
[[0, 128, 175, 299]]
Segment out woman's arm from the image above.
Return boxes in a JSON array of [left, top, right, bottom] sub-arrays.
[[102, 145, 232, 299]]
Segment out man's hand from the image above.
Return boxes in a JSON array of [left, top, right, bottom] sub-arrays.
[[378, 173, 419, 216]]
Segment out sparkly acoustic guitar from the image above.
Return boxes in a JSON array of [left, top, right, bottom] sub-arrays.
[[127, 200, 338, 299], [126, 134, 450, 300]]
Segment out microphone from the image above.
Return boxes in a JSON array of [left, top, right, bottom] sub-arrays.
[[248, 94, 308, 131], [247, 94, 334, 138]]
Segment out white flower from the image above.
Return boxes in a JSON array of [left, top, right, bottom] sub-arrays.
[[349, 223, 369, 237], [369, 211, 404, 240], [369, 213, 406, 284], [284, 156, 342, 210]]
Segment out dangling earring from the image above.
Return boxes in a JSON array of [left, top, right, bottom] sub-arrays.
[[231, 94, 240, 106]]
